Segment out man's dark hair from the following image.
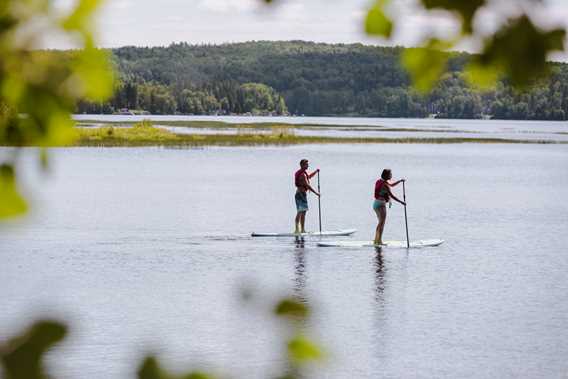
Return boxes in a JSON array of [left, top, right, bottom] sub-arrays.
[[381, 169, 392, 180], [300, 159, 308, 166]]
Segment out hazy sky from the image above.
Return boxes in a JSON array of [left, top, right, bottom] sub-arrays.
[[51, 0, 568, 59]]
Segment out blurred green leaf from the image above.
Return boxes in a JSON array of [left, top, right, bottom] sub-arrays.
[[44, 111, 77, 146], [0, 0, 114, 218], [477, 15, 565, 87], [72, 47, 115, 101], [0, 164, 28, 219], [138, 356, 215, 379], [275, 298, 309, 320], [61, 0, 102, 33], [182, 372, 214, 379], [138, 357, 166, 379], [287, 335, 323, 364], [0, 12, 18, 34], [420, 0, 486, 34], [464, 61, 501, 90], [1, 76, 25, 104], [402, 40, 450, 92], [1, 320, 67, 379], [365, 0, 393, 38], [39, 148, 49, 170]]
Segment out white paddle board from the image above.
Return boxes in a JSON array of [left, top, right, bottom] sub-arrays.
[[252, 229, 357, 237], [317, 239, 444, 248]]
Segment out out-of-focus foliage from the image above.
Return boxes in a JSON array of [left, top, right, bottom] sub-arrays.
[[0, 296, 324, 379], [363, 0, 566, 91], [365, 0, 392, 38], [275, 297, 309, 320], [287, 335, 322, 364], [420, 0, 486, 34], [80, 42, 568, 120], [402, 39, 451, 93], [138, 356, 215, 379], [0, 164, 28, 218], [273, 298, 324, 378], [470, 15, 565, 87], [263, 0, 566, 91], [0, 320, 67, 379], [0, 0, 113, 220]]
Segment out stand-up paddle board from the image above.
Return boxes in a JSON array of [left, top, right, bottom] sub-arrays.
[[252, 229, 356, 237], [317, 239, 444, 248]]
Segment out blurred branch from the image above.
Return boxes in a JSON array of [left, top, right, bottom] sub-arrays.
[[0, 0, 114, 220]]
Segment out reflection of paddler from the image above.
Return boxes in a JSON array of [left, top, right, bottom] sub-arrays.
[[293, 242, 307, 303], [373, 169, 405, 245], [294, 159, 320, 234]]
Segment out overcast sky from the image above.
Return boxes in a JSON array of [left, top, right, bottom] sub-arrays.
[[50, 0, 568, 59]]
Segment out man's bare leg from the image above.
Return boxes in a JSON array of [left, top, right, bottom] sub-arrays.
[[295, 212, 302, 234]]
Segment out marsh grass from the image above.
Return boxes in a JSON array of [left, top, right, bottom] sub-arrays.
[[270, 126, 295, 138], [75, 120, 181, 145], [65, 121, 565, 147], [76, 120, 370, 130], [72, 120, 501, 135]]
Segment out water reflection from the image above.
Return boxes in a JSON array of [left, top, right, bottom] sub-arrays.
[[374, 247, 386, 305], [294, 236, 305, 249], [293, 236, 307, 303], [371, 246, 389, 370]]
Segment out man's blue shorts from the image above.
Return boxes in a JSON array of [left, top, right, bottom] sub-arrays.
[[295, 191, 308, 212]]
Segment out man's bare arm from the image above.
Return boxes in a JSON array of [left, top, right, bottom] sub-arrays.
[[308, 168, 320, 179], [299, 172, 320, 196]]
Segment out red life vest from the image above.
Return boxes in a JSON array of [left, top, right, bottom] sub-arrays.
[[295, 169, 309, 190], [374, 179, 389, 201]]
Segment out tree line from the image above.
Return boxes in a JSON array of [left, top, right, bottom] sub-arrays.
[[77, 80, 288, 116], [76, 41, 568, 120]]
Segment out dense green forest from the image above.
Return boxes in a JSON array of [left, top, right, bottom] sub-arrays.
[[76, 41, 568, 120]]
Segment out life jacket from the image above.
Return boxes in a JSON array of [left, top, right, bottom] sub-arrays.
[[374, 179, 389, 201]]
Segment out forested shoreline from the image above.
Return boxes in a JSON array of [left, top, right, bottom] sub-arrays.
[[76, 41, 568, 120]]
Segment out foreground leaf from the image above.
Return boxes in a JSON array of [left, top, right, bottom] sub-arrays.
[[365, 0, 393, 38], [477, 15, 566, 87], [1, 320, 67, 379], [288, 335, 323, 364], [275, 298, 309, 320], [138, 356, 215, 379], [61, 0, 103, 33], [0, 164, 27, 219], [402, 40, 450, 92], [71, 47, 115, 101], [420, 0, 486, 34], [464, 62, 501, 90]]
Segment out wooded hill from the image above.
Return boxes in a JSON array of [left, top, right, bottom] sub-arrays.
[[77, 41, 568, 120]]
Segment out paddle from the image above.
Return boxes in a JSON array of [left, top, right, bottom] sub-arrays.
[[317, 170, 322, 234], [403, 180, 409, 248]]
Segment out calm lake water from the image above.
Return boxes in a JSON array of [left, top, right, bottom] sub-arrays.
[[75, 115, 568, 142], [2, 130, 568, 378]]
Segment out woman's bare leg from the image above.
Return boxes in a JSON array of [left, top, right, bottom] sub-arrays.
[[374, 206, 387, 245]]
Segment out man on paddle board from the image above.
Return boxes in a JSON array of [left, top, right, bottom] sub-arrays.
[[294, 159, 320, 234], [373, 169, 405, 245]]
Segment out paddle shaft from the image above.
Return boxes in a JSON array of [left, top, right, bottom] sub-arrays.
[[403, 181, 409, 248], [317, 171, 322, 233]]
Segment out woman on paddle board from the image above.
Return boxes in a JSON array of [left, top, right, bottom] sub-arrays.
[[294, 159, 320, 234], [373, 169, 405, 245]]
